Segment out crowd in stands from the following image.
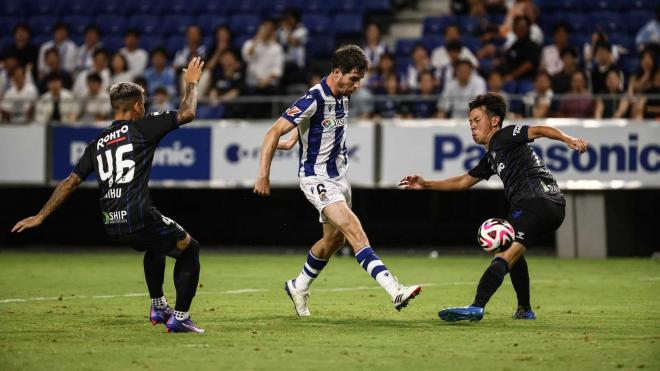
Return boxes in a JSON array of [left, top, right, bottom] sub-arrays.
[[0, 0, 659, 124]]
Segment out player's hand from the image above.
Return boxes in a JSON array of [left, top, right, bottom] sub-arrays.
[[183, 56, 204, 85], [398, 175, 427, 190], [254, 176, 271, 196], [11, 215, 44, 233], [566, 136, 588, 154]]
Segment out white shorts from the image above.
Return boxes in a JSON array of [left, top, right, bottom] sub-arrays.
[[300, 175, 352, 223]]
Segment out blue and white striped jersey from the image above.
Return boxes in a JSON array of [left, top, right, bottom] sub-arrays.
[[281, 77, 350, 179]]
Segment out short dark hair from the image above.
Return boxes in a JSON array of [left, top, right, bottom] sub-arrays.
[[153, 86, 168, 95], [84, 25, 101, 35], [535, 70, 552, 81], [553, 22, 572, 34], [125, 28, 140, 38], [455, 59, 473, 69], [151, 47, 169, 58], [469, 93, 507, 127], [594, 41, 612, 53], [331, 44, 368, 74], [283, 8, 301, 23], [93, 48, 109, 59], [45, 72, 63, 83], [560, 46, 578, 59], [446, 40, 462, 52], [513, 15, 531, 29], [109, 82, 144, 111], [45, 47, 59, 58], [87, 72, 102, 84], [52, 22, 69, 33], [13, 22, 32, 36]]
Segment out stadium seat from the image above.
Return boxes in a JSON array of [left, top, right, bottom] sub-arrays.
[[2, 0, 27, 17], [300, 0, 335, 14], [395, 38, 419, 57], [502, 80, 517, 94], [556, 0, 583, 11], [233, 35, 251, 50], [421, 35, 444, 52], [458, 15, 481, 36], [224, 0, 258, 15], [462, 36, 480, 53], [587, 0, 626, 11], [333, 14, 363, 35], [195, 15, 229, 36], [165, 36, 186, 56], [0, 36, 13, 50], [95, 15, 127, 37], [571, 33, 591, 48], [302, 15, 332, 35], [0, 16, 26, 36], [30, 0, 60, 16], [625, 11, 654, 33], [629, 0, 657, 10], [125, 0, 162, 15], [609, 34, 635, 51], [28, 15, 58, 37], [563, 14, 589, 33], [96, 0, 128, 16], [103, 36, 124, 53], [196, 104, 224, 119], [128, 15, 160, 35], [363, 0, 391, 13], [60, 15, 91, 37], [141, 36, 165, 52], [621, 56, 640, 75], [65, 0, 99, 15], [423, 16, 457, 36], [166, 0, 201, 15], [335, 0, 364, 14], [516, 79, 535, 95], [590, 12, 623, 33], [306, 35, 336, 58], [162, 15, 194, 36], [197, 1, 229, 15], [230, 15, 261, 37]]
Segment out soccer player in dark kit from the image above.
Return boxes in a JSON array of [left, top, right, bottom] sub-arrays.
[[12, 57, 206, 333], [399, 92, 588, 322]]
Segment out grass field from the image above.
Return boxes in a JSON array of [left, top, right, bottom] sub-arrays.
[[0, 252, 658, 370]]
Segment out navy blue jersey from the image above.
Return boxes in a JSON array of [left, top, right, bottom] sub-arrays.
[[73, 111, 179, 235], [468, 124, 565, 206]]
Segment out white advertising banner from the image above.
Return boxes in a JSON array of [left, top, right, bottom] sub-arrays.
[[381, 119, 660, 189], [0, 125, 45, 184], [211, 121, 375, 187]]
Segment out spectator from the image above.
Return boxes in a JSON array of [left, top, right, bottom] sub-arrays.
[[278, 9, 309, 83], [144, 48, 177, 97], [2, 23, 39, 77], [174, 25, 206, 71], [590, 41, 622, 95], [79, 73, 111, 122], [109, 53, 133, 85], [583, 31, 621, 67], [148, 87, 174, 113], [73, 49, 110, 97], [501, 0, 544, 48], [0, 65, 38, 123], [632, 69, 660, 119], [431, 25, 479, 73], [437, 40, 478, 87], [628, 49, 657, 96], [407, 71, 439, 118], [551, 47, 579, 94], [501, 15, 540, 82], [120, 29, 149, 77], [522, 71, 554, 118], [367, 52, 396, 90], [241, 18, 284, 94], [557, 71, 593, 118], [635, 9, 660, 51], [75, 25, 103, 74], [37, 22, 77, 76], [205, 25, 236, 72], [541, 23, 571, 75], [373, 73, 405, 119], [363, 22, 389, 70], [595, 69, 630, 119], [208, 50, 245, 118], [38, 48, 73, 93], [1, 54, 23, 96], [402, 44, 435, 92], [35, 72, 79, 124], [438, 59, 486, 118]]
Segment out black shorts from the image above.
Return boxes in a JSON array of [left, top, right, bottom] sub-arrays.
[[506, 198, 565, 249], [110, 211, 188, 257]]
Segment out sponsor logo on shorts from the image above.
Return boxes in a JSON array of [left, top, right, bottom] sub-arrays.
[[103, 210, 128, 225], [316, 184, 329, 203]]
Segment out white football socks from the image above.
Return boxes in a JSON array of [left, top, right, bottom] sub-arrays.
[[152, 296, 168, 309]]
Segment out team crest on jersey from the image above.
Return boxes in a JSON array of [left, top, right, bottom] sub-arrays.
[[286, 106, 302, 116]]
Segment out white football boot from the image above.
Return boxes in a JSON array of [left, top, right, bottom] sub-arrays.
[[284, 279, 311, 316], [392, 284, 422, 311]]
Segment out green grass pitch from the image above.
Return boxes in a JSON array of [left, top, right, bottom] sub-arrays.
[[0, 252, 658, 370]]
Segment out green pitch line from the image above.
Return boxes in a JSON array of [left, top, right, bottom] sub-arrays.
[[0, 252, 658, 370]]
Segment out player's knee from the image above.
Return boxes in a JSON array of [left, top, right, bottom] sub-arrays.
[[176, 233, 192, 251], [180, 238, 200, 265]]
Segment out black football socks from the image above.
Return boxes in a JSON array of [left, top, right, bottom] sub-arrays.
[[173, 239, 201, 312], [472, 257, 509, 308], [143, 251, 166, 299], [509, 256, 531, 310]]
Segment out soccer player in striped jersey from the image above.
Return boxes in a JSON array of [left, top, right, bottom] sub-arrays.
[[254, 45, 421, 316]]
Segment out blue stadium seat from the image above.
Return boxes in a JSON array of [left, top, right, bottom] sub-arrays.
[[96, 0, 128, 16], [462, 36, 480, 53], [195, 15, 229, 36], [224, 0, 258, 15], [162, 15, 194, 36], [363, 0, 391, 13], [0, 16, 26, 36], [2, 0, 27, 16], [196, 104, 224, 119], [64, 0, 99, 15], [165, 0, 201, 14], [165, 36, 186, 56], [539, 12, 561, 35], [556, 0, 583, 11], [33, 35, 50, 46], [95, 15, 127, 36], [421, 35, 444, 52], [306, 35, 335, 58], [609, 34, 635, 51], [233, 35, 251, 50], [61, 15, 92, 37], [502, 80, 517, 94], [516, 79, 535, 95], [30, 0, 60, 15], [128, 15, 161, 35], [563, 14, 588, 33], [336, 0, 364, 14], [230, 15, 260, 36], [629, 0, 657, 10], [590, 12, 623, 33], [333, 14, 363, 35], [621, 56, 640, 75], [571, 33, 591, 48], [197, 1, 229, 15], [28, 15, 58, 37], [395, 38, 418, 57], [423, 16, 457, 36], [125, 0, 161, 15], [0, 36, 14, 50], [458, 15, 480, 36], [302, 14, 332, 35], [103, 36, 125, 53], [300, 0, 335, 14], [141, 36, 165, 52], [625, 11, 654, 33]]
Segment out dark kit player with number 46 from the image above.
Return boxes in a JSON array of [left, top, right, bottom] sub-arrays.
[[12, 57, 206, 333], [400, 92, 588, 322]]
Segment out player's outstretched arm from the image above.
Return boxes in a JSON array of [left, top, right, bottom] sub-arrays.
[[254, 118, 296, 196], [11, 173, 83, 233], [276, 129, 299, 150], [177, 57, 205, 125], [528, 125, 588, 154], [399, 173, 481, 191]]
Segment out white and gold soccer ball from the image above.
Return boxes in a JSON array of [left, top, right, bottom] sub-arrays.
[[477, 218, 515, 252]]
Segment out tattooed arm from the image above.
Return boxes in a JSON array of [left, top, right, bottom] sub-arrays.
[[12, 173, 83, 233], [176, 56, 204, 125]]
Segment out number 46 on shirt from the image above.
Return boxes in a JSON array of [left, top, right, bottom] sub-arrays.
[[97, 144, 135, 186]]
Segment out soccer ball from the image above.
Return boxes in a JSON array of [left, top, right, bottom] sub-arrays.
[[477, 218, 515, 252]]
